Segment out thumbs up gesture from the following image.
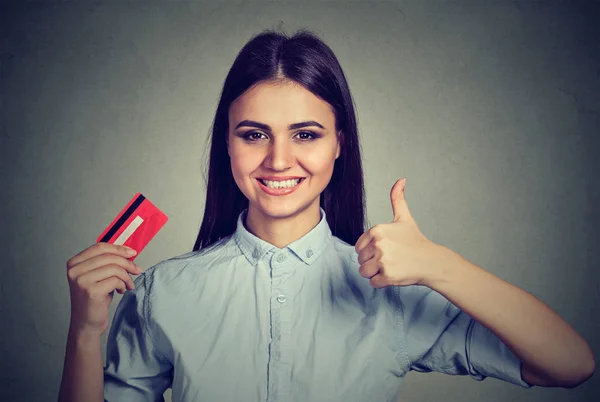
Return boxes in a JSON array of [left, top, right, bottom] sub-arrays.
[[354, 178, 450, 288]]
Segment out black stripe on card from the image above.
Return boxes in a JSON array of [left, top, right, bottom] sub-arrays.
[[100, 193, 146, 243]]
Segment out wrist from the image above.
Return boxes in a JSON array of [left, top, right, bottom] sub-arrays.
[[67, 325, 103, 347], [421, 245, 469, 290]]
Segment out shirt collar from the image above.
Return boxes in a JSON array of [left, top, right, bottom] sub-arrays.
[[233, 208, 332, 266]]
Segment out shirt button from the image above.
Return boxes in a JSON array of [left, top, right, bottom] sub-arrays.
[[276, 295, 287, 303], [306, 249, 314, 258], [252, 249, 259, 258], [276, 254, 286, 263]]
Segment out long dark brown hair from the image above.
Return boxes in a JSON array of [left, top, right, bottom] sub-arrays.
[[193, 29, 366, 251]]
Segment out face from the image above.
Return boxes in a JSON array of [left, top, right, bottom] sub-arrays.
[[227, 80, 341, 222]]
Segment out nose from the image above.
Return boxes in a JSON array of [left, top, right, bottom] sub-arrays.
[[264, 138, 295, 171]]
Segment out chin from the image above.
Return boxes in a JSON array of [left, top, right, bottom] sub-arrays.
[[251, 199, 316, 221]]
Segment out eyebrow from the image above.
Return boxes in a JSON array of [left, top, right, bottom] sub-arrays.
[[234, 120, 325, 131]]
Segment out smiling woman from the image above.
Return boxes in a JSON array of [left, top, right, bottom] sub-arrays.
[[59, 29, 594, 402], [192, 30, 365, 255], [227, 81, 342, 247]]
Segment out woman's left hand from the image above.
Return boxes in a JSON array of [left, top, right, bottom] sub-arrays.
[[355, 178, 452, 288]]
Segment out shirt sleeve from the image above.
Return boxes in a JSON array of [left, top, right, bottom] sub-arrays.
[[104, 273, 173, 401], [397, 285, 532, 388]]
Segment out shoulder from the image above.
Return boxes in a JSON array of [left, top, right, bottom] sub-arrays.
[[134, 235, 238, 294]]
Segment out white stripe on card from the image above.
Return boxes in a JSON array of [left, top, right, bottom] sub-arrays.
[[113, 216, 144, 246]]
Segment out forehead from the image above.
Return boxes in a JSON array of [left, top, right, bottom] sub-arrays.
[[229, 81, 335, 128]]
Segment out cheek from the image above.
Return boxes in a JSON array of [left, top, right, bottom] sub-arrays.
[[229, 147, 262, 180], [301, 146, 338, 174]]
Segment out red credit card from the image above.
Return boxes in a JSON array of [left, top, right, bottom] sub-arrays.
[[96, 193, 168, 260]]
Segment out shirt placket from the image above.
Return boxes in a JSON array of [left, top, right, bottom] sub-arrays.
[[267, 250, 294, 402]]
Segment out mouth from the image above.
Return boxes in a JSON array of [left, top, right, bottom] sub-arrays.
[[256, 177, 305, 196]]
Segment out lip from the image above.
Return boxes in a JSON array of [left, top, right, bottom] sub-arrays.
[[256, 177, 304, 196], [257, 176, 304, 180]]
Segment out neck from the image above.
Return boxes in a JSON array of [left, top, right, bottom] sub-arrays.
[[245, 204, 321, 248]]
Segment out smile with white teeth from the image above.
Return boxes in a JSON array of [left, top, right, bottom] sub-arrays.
[[260, 178, 302, 189]]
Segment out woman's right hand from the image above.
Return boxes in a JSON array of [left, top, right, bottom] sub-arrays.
[[66, 242, 143, 337]]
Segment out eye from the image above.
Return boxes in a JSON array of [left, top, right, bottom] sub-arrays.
[[295, 131, 318, 141], [243, 131, 268, 142]]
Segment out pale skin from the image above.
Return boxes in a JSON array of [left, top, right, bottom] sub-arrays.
[[58, 79, 594, 401], [227, 79, 340, 247]]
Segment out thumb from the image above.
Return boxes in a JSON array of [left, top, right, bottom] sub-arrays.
[[390, 177, 412, 222]]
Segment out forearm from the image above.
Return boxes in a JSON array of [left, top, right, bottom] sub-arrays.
[[58, 329, 104, 402], [426, 247, 595, 387]]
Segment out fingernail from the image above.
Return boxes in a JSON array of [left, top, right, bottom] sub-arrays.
[[125, 247, 137, 256]]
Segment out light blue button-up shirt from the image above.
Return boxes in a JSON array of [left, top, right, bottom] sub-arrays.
[[104, 208, 530, 401]]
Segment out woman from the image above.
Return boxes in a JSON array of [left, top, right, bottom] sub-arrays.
[[59, 30, 594, 402]]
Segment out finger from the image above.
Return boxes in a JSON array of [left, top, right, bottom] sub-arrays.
[[76, 265, 136, 291], [390, 177, 413, 223], [113, 279, 127, 293], [92, 276, 129, 299], [355, 231, 374, 254], [67, 242, 137, 269], [357, 242, 377, 265], [358, 260, 379, 280], [68, 253, 142, 281], [369, 273, 388, 289]]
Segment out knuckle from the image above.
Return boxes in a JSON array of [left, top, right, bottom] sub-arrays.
[[75, 276, 86, 288], [119, 272, 132, 286], [67, 269, 78, 282], [370, 225, 383, 239], [96, 242, 111, 254], [111, 254, 128, 267], [107, 265, 125, 279], [119, 271, 130, 283], [100, 254, 117, 268]]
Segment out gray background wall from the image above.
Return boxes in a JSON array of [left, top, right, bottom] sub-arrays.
[[1, 1, 598, 401]]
